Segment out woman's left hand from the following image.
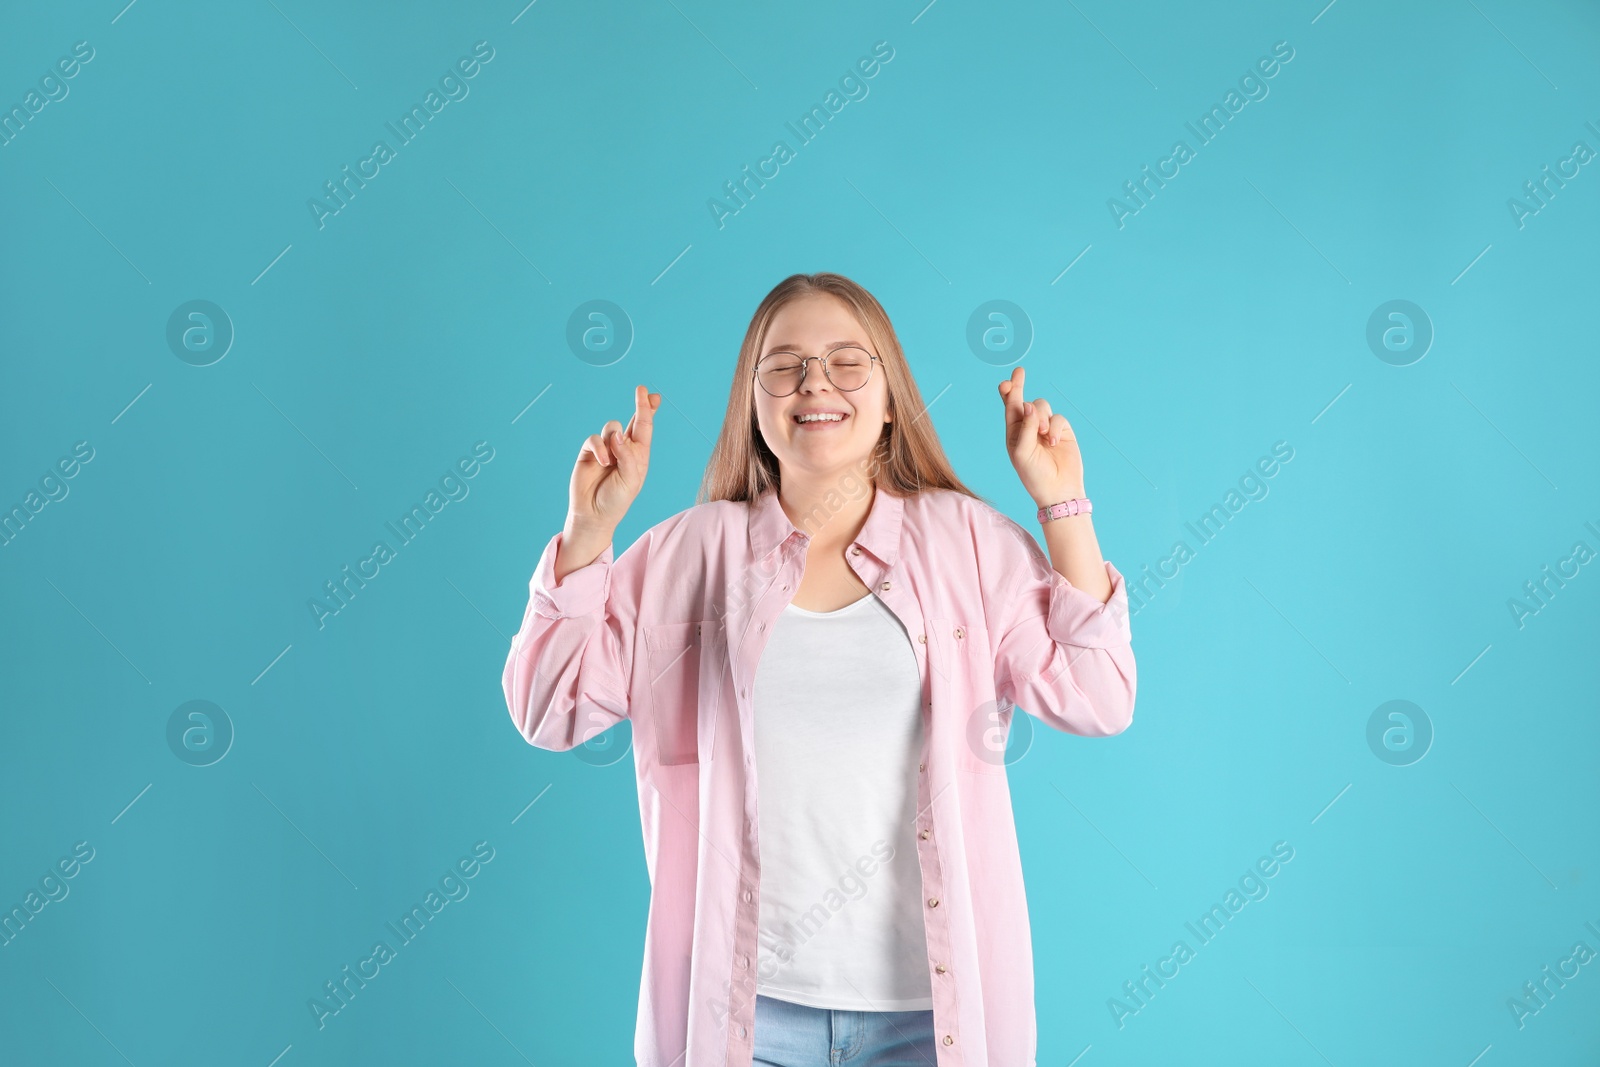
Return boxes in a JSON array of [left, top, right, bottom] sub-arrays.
[[998, 366, 1086, 506]]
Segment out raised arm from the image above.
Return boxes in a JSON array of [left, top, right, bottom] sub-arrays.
[[984, 366, 1136, 736], [502, 385, 661, 751]]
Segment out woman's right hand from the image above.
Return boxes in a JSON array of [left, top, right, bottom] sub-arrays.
[[568, 384, 660, 538]]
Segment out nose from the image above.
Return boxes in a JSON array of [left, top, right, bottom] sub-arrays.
[[798, 358, 833, 392]]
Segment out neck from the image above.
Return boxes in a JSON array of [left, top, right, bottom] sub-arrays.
[[776, 466, 875, 549]]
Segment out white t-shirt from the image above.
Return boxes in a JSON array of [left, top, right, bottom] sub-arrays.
[[751, 591, 934, 1011]]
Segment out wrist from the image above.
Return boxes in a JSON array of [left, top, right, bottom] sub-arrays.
[[554, 522, 614, 584], [563, 516, 616, 549], [1031, 488, 1086, 509], [1035, 494, 1092, 526]]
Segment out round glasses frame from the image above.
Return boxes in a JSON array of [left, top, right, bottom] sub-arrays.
[[753, 347, 883, 397]]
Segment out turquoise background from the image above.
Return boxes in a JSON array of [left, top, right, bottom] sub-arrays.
[[3, 0, 1597, 1063]]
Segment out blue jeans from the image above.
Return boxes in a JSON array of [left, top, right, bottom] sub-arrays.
[[752, 993, 938, 1066]]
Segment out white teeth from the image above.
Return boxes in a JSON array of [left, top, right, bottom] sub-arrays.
[[796, 413, 845, 423]]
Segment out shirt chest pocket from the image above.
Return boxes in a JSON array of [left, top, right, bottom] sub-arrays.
[[926, 617, 1006, 775], [925, 617, 992, 673], [643, 620, 721, 766]]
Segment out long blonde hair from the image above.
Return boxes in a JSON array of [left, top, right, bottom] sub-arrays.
[[697, 272, 983, 506]]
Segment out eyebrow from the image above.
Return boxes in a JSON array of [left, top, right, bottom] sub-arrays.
[[761, 340, 866, 355]]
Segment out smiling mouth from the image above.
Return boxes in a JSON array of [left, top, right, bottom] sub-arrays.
[[792, 412, 849, 424]]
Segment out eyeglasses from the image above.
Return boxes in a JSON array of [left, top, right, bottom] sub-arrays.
[[754, 347, 881, 397]]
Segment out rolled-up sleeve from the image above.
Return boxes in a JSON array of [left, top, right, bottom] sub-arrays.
[[502, 528, 645, 752], [530, 531, 614, 619], [979, 507, 1137, 737]]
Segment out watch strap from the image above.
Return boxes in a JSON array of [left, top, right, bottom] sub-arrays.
[[1036, 497, 1091, 523]]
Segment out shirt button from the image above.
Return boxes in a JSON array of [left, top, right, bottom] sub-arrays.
[[943, 1035, 954, 1046], [743, 889, 754, 902], [880, 581, 891, 591], [739, 1025, 748, 1038], [927, 897, 940, 908], [758, 623, 765, 631], [917, 633, 926, 643], [936, 963, 947, 974], [919, 829, 930, 840], [851, 545, 862, 555], [954, 627, 964, 639], [918, 762, 926, 771], [738, 955, 749, 968]]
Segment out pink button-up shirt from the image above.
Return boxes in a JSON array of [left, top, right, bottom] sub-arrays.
[[503, 482, 1136, 1066]]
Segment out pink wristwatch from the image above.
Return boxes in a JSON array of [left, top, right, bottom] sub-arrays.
[[1036, 497, 1091, 523]]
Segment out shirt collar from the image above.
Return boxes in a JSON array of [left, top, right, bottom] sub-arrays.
[[747, 481, 904, 567]]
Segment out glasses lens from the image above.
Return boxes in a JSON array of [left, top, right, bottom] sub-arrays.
[[825, 348, 872, 391], [756, 356, 805, 395]]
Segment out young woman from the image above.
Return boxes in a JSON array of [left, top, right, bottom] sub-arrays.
[[503, 273, 1136, 1067]]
